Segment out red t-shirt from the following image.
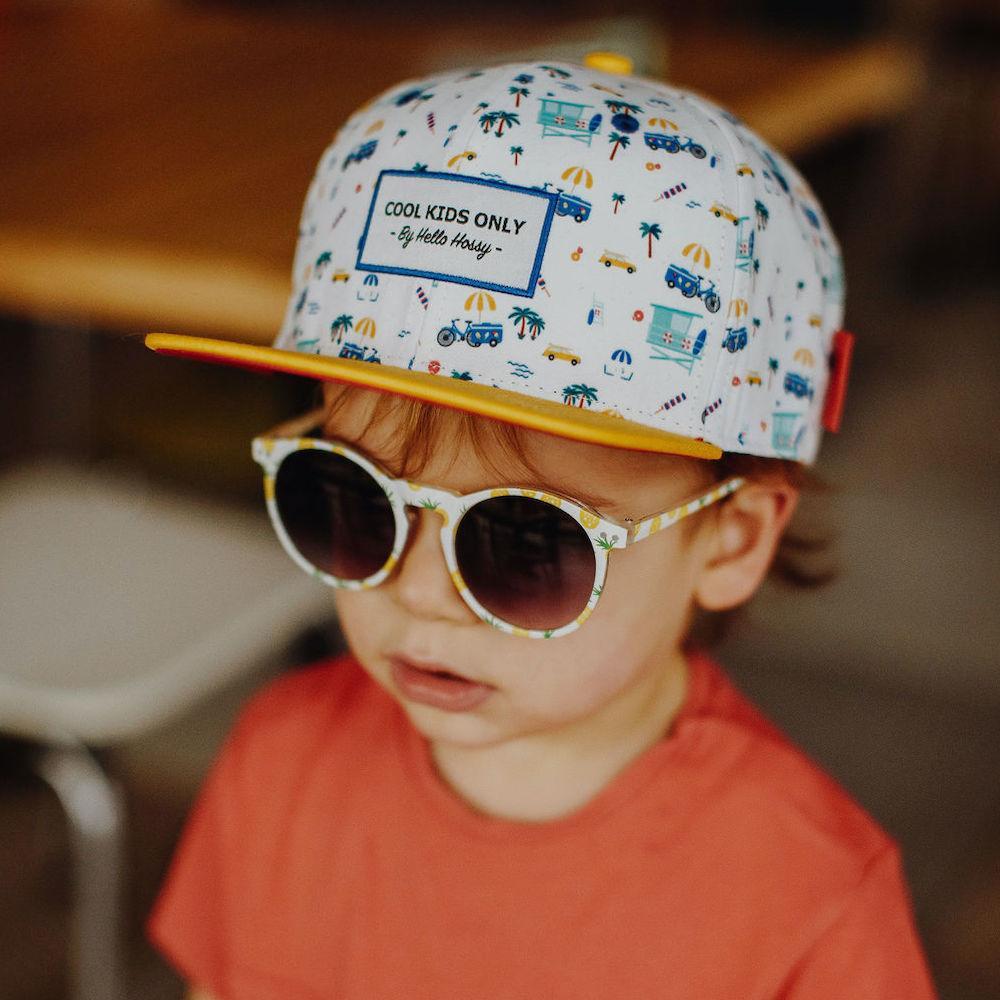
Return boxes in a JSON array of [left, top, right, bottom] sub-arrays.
[[147, 651, 937, 999]]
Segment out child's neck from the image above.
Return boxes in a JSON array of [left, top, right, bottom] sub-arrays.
[[428, 648, 690, 824]]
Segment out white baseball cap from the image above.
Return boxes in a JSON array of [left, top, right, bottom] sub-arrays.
[[147, 54, 854, 462]]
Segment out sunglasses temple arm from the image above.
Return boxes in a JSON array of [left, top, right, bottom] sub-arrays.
[[625, 476, 745, 545]]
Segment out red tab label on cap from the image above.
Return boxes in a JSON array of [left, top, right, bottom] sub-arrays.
[[822, 329, 854, 433]]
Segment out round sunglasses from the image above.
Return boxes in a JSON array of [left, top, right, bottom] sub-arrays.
[[252, 413, 744, 639]]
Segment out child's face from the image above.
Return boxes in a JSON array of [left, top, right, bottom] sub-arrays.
[[322, 386, 719, 758]]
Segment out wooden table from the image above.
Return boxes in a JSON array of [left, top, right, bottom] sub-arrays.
[[0, 2, 924, 342]]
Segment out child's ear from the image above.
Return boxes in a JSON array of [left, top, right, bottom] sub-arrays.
[[692, 480, 799, 612]]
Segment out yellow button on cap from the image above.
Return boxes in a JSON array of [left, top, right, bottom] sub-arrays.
[[583, 51, 634, 76]]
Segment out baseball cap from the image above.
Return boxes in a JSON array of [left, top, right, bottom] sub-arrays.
[[146, 54, 853, 463]]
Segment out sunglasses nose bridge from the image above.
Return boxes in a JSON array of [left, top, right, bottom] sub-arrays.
[[397, 482, 458, 525]]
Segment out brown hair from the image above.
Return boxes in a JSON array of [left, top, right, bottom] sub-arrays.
[[318, 384, 838, 645]]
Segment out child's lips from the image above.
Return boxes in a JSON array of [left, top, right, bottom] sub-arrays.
[[388, 655, 495, 712]]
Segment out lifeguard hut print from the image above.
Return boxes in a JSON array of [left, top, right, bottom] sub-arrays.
[[537, 97, 602, 145], [772, 412, 805, 458], [645, 304, 707, 374]]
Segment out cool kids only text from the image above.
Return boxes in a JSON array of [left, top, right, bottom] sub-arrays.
[[385, 200, 528, 261]]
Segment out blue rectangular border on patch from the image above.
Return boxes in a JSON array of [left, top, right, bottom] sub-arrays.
[[355, 169, 557, 298]]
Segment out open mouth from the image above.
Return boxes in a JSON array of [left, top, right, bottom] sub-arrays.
[[424, 667, 466, 681], [389, 656, 494, 711]]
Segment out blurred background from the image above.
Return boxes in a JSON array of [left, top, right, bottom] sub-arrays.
[[1, 0, 997, 997]]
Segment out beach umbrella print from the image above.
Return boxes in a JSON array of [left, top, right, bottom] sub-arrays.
[[356, 317, 377, 339], [793, 347, 816, 367], [682, 242, 711, 269], [561, 165, 593, 194], [728, 298, 749, 319], [648, 116, 678, 131], [365, 119, 384, 135], [465, 290, 496, 321]]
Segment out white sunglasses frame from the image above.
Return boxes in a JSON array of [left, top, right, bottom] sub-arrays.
[[252, 414, 743, 639]]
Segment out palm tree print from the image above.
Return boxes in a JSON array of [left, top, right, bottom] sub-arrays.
[[639, 221, 662, 258], [509, 85, 529, 107], [611, 192, 626, 214], [492, 110, 519, 137], [608, 131, 630, 160], [510, 145, 523, 166], [314, 250, 332, 276], [508, 306, 535, 339], [768, 357, 779, 389], [540, 65, 570, 79], [479, 111, 497, 133], [526, 311, 545, 340], [330, 314, 354, 344], [561, 384, 598, 407], [604, 100, 643, 115]]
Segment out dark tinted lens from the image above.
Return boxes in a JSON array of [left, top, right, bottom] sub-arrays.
[[455, 496, 596, 630], [275, 449, 396, 580]]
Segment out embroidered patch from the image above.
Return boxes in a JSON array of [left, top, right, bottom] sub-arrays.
[[356, 170, 556, 297]]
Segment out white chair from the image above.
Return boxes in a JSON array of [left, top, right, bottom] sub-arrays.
[[0, 460, 335, 1000]]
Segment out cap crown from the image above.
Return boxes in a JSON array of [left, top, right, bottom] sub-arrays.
[[276, 60, 844, 462]]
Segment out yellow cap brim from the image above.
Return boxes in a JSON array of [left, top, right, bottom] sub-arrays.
[[144, 332, 722, 459]]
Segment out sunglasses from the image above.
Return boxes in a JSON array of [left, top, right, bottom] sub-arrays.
[[252, 411, 744, 639]]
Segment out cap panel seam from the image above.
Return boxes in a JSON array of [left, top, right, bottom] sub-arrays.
[[701, 107, 754, 454]]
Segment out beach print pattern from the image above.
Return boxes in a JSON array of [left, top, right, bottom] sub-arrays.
[[274, 61, 845, 463]]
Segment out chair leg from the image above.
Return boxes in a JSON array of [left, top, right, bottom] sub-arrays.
[[34, 742, 126, 1000]]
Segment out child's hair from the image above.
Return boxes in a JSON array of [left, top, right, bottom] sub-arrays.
[[318, 384, 837, 645]]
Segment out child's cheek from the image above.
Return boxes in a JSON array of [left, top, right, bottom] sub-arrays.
[[333, 590, 386, 655]]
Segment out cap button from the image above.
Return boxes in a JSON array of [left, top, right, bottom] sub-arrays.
[[583, 51, 634, 76]]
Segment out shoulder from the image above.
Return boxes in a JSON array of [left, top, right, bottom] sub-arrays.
[[679, 651, 897, 885]]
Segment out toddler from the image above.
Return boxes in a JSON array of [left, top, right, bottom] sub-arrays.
[[145, 53, 937, 999]]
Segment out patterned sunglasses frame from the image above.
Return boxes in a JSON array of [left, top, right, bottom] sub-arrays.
[[252, 412, 743, 639]]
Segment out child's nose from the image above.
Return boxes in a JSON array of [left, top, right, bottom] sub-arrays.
[[390, 506, 477, 626]]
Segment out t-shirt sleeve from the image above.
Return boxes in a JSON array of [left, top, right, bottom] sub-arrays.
[[778, 844, 938, 999], [145, 708, 251, 998]]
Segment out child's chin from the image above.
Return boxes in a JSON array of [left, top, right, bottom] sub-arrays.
[[401, 699, 507, 747]]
